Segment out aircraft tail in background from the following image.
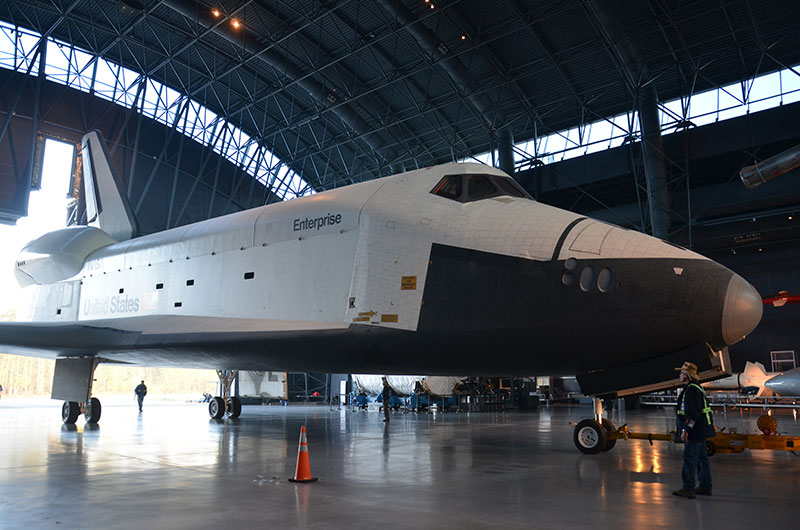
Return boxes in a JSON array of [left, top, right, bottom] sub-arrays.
[[81, 130, 138, 242]]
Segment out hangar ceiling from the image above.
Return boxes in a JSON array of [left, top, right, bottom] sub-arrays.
[[1, 0, 799, 243]]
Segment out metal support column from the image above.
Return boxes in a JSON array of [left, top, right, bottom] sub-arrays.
[[497, 128, 515, 178], [638, 86, 671, 239]]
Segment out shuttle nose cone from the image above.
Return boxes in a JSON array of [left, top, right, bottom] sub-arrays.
[[721, 275, 763, 345]]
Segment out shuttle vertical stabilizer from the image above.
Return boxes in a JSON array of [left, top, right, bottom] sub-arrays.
[[82, 130, 138, 241]]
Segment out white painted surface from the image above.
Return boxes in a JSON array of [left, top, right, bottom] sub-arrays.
[[16, 162, 711, 335]]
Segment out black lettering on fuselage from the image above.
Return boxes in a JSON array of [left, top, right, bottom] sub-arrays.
[[83, 295, 140, 316], [292, 213, 343, 232]]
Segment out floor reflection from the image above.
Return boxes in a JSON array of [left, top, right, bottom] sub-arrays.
[[2, 400, 800, 528]]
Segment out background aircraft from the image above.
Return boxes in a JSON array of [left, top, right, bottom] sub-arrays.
[[762, 290, 800, 307], [765, 368, 800, 396], [703, 361, 776, 396]]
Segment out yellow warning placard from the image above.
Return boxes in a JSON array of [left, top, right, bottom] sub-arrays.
[[381, 314, 398, 323], [401, 276, 417, 290]]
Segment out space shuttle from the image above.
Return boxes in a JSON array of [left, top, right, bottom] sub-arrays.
[[0, 131, 763, 427]]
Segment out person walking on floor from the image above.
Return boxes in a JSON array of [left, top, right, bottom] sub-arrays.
[[135, 380, 148, 412], [672, 361, 715, 499], [381, 377, 392, 423]]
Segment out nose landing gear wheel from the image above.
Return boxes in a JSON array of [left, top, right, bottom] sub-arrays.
[[226, 396, 242, 419], [84, 397, 102, 424], [62, 401, 80, 424], [574, 419, 608, 454], [209, 397, 225, 419], [601, 419, 616, 451]]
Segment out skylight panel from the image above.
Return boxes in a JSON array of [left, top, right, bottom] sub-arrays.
[[141, 79, 163, 119], [0, 24, 17, 70], [687, 90, 719, 126], [114, 66, 140, 108], [65, 46, 93, 91], [15, 29, 40, 74], [93, 58, 118, 102], [44, 40, 69, 83]]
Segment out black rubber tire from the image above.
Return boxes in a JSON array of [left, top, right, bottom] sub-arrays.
[[574, 419, 608, 454], [226, 396, 242, 419], [601, 418, 616, 451], [84, 397, 102, 424], [62, 401, 80, 424], [209, 397, 225, 419], [706, 439, 716, 457]]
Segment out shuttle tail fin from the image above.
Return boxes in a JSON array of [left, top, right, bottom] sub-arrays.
[[81, 130, 138, 241]]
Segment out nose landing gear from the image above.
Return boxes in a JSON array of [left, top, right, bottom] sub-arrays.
[[573, 397, 618, 454]]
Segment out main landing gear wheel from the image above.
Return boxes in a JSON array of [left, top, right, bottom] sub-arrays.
[[209, 397, 225, 419], [226, 396, 242, 419], [574, 419, 609, 454], [84, 397, 102, 424], [601, 419, 616, 451], [62, 401, 80, 425]]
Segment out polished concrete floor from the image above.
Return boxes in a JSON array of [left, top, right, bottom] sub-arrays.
[[1, 397, 799, 529]]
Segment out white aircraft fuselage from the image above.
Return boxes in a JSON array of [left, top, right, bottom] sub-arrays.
[[4, 159, 763, 391]]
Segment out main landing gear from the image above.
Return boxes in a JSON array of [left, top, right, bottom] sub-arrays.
[[208, 370, 241, 420], [61, 397, 102, 425], [573, 397, 617, 454], [53, 358, 103, 425]]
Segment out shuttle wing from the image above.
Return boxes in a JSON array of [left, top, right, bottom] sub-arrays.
[[0, 316, 350, 369]]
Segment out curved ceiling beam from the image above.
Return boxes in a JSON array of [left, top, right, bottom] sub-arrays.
[[377, 0, 515, 176], [161, 0, 396, 168]]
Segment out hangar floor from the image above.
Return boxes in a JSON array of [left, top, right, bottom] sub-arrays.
[[1, 398, 799, 529]]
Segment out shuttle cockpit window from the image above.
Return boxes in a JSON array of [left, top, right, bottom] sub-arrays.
[[431, 175, 463, 200], [431, 174, 534, 203], [493, 176, 529, 199], [466, 174, 498, 200]]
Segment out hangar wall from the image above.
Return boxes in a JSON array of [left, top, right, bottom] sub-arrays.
[[714, 242, 800, 371]]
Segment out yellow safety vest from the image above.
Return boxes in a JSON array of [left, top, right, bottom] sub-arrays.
[[677, 383, 712, 425]]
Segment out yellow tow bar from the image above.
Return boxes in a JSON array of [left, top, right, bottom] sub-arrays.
[[607, 415, 800, 456]]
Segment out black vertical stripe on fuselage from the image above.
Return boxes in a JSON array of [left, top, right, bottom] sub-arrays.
[[551, 217, 587, 261]]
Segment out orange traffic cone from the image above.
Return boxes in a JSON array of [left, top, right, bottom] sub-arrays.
[[288, 425, 318, 483]]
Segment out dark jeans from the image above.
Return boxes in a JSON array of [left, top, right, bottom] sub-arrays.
[[137, 396, 144, 411], [682, 439, 712, 492]]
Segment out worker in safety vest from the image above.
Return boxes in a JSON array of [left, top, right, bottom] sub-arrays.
[[672, 361, 714, 499]]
